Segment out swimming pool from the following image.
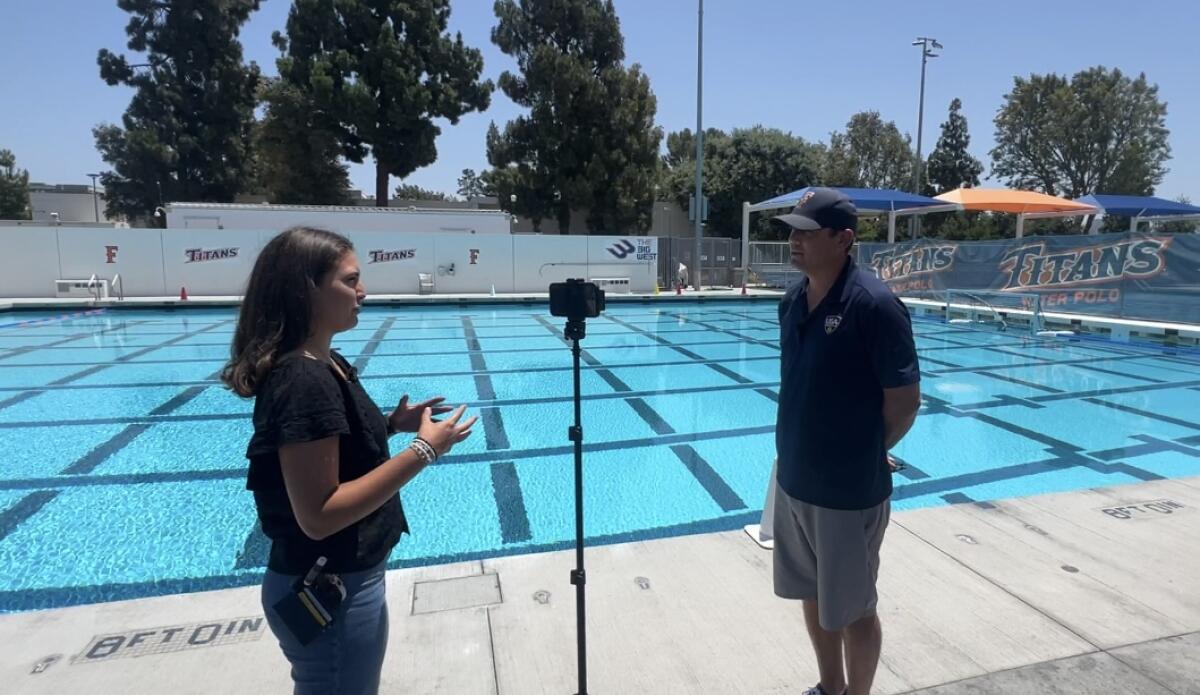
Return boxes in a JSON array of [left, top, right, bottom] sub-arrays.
[[1, 301, 1198, 613]]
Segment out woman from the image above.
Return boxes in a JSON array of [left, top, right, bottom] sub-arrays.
[[222, 227, 476, 694]]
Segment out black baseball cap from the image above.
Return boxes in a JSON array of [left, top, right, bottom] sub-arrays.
[[772, 187, 857, 232]]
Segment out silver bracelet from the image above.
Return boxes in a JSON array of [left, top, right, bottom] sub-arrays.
[[409, 437, 438, 464]]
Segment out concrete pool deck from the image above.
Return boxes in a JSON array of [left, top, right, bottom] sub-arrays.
[[0, 287, 782, 313], [2, 475, 1198, 694]]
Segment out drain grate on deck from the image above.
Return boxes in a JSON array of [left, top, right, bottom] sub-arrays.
[[411, 573, 503, 615]]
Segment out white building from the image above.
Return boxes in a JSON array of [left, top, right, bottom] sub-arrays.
[[164, 202, 514, 234], [28, 183, 111, 224]]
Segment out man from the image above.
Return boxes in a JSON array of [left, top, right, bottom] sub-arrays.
[[677, 261, 690, 290], [771, 188, 921, 695]]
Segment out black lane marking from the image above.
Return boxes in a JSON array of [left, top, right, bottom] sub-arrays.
[[490, 461, 532, 544]]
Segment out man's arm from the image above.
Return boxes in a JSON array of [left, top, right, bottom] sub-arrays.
[[883, 382, 920, 450]]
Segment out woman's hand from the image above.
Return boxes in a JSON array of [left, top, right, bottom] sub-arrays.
[[389, 395, 452, 435], [416, 405, 477, 458]]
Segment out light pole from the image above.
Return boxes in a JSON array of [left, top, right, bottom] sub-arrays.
[[910, 36, 941, 239], [692, 0, 704, 291], [86, 173, 100, 222]]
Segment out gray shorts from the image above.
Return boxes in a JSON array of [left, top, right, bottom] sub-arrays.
[[772, 483, 890, 631]]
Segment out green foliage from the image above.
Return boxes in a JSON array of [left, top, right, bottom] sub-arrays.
[[661, 126, 825, 240], [456, 168, 491, 199], [251, 78, 350, 205], [821, 111, 913, 190], [94, 0, 262, 222], [990, 66, 1170, 198], [274, 0, 493, 205], [925, 98, 983, 195], [0, 149, 31, 220], [486, 0, 661, 234], [394, 183, 451, 201]]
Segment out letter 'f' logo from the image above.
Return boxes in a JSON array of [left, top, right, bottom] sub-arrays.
[[105, 245, 118, 263], [469, 249, 480, 265]]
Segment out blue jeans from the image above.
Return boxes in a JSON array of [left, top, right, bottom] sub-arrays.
[[262, 561, 389, 695]]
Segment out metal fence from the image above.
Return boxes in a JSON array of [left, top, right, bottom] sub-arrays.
[[748, 241, 803, 288], [655, 237, 743, 288]]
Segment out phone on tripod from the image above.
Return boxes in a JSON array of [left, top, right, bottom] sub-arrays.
[[547, 277, 604, 695], [549, 279, 605, 320]]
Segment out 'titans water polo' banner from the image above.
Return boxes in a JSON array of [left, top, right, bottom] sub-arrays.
[[856, 232, 1200, 324]]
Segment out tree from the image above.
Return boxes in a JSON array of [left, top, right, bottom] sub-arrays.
[[273, 0, 492, 207], [394, 184, 450, 201], [925, 98, 983, 195], [990, 66, 1170, 198], [94, 0, 262, 222], [0, 149, 30, 220], [456, 168, 490, 199], [821, 112, 913, 190], [661, 126, 825, 239], [487, 0, 663, 234], [251, 79, 350, 205]]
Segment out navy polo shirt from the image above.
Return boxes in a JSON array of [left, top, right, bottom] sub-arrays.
[[776, 256, 920, 510]]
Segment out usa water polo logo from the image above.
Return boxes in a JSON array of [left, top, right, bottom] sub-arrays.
[[999, 237, 1171, 290], [824, 315, 842, 334]]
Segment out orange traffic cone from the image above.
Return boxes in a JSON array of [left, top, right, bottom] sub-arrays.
[[741, 282, 748, 296], [675, 282, 682, 295], [180, 286, 188, 301]]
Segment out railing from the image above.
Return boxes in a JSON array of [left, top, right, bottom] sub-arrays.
[[111, 273, 124, 301], [747, 241, 803, 288], [86, 274, 102, 301]]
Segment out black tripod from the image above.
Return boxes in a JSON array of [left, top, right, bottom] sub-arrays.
[[564, 316, 589, 695]]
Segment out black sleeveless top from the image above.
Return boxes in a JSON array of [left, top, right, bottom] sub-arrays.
[[245, 351, 409, 574]]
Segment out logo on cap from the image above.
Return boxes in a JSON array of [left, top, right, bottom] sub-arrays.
[[824, 315, 842, 335], [797, 191, 816, 207]]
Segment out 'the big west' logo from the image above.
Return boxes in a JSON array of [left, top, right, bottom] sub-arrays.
[[184, 247, 239, 263], [367, 249, 416, 264], [868, 244, 956, 281], [606, 238, 656, 261], [999, 238, 1171, 290], [607, 239, 635, 259]]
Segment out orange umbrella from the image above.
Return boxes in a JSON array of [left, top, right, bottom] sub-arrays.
[[934, 187, 1096, 214]]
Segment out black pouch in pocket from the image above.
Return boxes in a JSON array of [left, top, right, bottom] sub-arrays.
[[271, 557, 347, 646]]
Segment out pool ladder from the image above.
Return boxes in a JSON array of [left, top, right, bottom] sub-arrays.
[[85, 273, 125, 301]]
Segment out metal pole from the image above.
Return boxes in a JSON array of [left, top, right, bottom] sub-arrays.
[[911, 50, 927, 239], [910, 37, 940, 240], [87, 173, 100, 222], [568, 328, 588, 695], [693, 0, 704, 291]]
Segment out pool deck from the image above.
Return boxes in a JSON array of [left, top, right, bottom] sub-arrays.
[[2, 475, 1198, 694], [0, 287, 782, 312]]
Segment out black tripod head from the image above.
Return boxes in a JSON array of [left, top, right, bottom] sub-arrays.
[[564, 319, 586, 341]]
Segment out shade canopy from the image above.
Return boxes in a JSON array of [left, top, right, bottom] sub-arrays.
[[1076, 194, 1200, 218], [934, 187, 1096, 215], [749, 187, 949, 214]]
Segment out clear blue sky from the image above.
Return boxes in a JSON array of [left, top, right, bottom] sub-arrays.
[[2, 0, 1197, 201]]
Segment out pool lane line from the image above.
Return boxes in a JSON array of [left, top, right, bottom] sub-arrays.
[[462, 317, 510, 451], [353, 317, 397, 372], [0, 490, 60, 544]]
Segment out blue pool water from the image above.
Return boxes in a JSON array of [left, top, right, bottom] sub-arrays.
[[1, 302, 1199, 613]]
